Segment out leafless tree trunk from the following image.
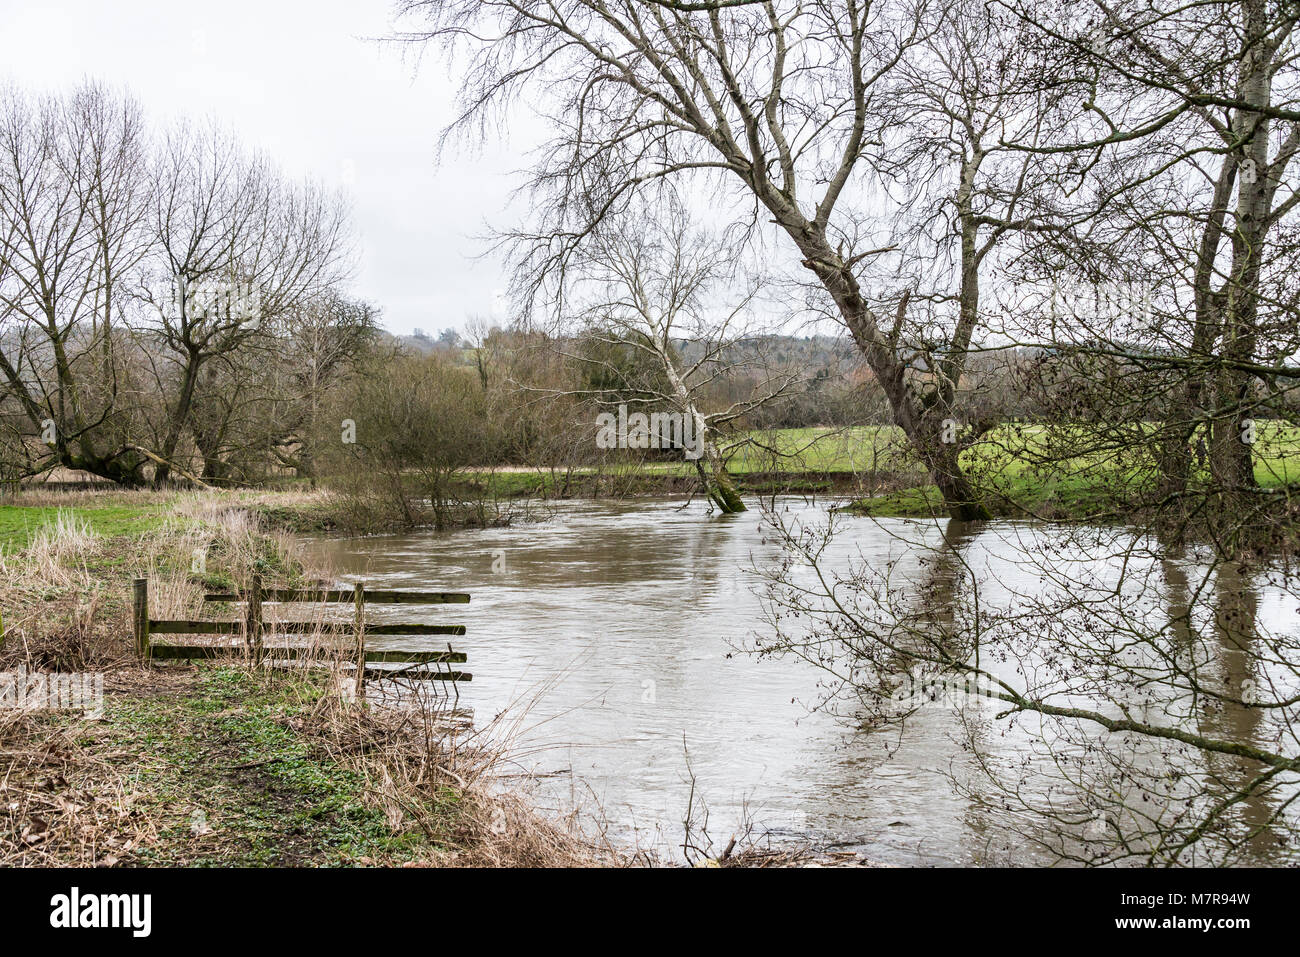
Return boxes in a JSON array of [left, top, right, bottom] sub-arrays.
[[397, 0, 1008, 519], [0, 83, 151, 484], [140, 122, 353, 484], [528, 200, 803, 512]]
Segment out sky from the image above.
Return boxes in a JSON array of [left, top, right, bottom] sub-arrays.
[[0, 0, 528, 336]]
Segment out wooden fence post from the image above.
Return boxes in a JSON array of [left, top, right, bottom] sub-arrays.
[[133, 578, 150, 663], [245, 573, 263, 664], [353, 581, 366, 701]]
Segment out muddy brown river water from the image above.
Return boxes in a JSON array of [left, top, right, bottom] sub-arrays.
[[297, 497, 1298, 865]]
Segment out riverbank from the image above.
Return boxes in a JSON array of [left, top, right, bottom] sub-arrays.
[[1, 663, 601, 866], [19, 481, 1294, 865], [459, 465, 920, 503], [0, 492, 600, 866], [843, 458, 1300, 534], [12, 422, 1290, 537], [462, 422, 1300, 522]]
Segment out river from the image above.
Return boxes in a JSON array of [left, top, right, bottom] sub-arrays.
[[296, 496, 1298, 865]]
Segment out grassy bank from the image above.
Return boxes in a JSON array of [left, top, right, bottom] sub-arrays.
[[2, 663, 594, 866], [4, 667, 433, 866], [0, 490, 599, 867], [845, 421, 1300, 520], [0, 487, 358, 552], [454, 422, 1300, 520]]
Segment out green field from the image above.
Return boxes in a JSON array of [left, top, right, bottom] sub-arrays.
[[464, 421, 1300, 516], [0, 503, 171, 551], [3, 421, 1297, 533], [846, 421, 1300, 517], [722, 421, 1300, 482]]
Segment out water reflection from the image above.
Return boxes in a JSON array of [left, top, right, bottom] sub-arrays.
[[296, 498, 1296, 864]]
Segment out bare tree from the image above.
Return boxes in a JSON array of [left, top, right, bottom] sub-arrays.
[[857, 0, 1070, 489], [537, 200, 803, 511], [395, 0, 1035, 519], [138, 122, 354, 483], [998, 1, 1300, 529], [0, 83, 152, 484], [260, 292, 379, 481]]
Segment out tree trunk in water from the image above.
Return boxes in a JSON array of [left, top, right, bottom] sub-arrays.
[[695, 454, 746, 513], [1155, 426, 1196, 504], [1205, 0, 1268, 520], [1160, 150, 1235, 506], [762, 197, 988, 523], [925, 442, 991, 521], [1209, 399, 1257, 513]]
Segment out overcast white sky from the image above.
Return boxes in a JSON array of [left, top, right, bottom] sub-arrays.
[[0, 0, 528, 336]]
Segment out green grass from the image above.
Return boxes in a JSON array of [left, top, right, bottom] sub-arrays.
[[454, 421, 1300, 518], [848, 471, 1125, 518], [850, 421, 1300, 518], [111, 667, 454, 866], [726, 425, 913, 474], [456, 426, 917, 498], [0, 503, 169, 551]]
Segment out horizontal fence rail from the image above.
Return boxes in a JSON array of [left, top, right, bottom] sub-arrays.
[[356, 668, 472, 682], [143, 645, 467, 663], [204, 589, 470, 604], [133, 576, 473, 693], [149, 621, 466, 636]]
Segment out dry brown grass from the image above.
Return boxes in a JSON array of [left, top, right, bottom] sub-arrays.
[[0, 710, 147, 865], [1, 489, 613, 867], [0, 671, 188, 866], [1, 483, 335, 511], [1, 515, 199, 670], [298, 684, 617, 867], [1, 486, 159, 509], [0, 515, 126, 671], [1, 661, 616, 867], [0, 489, 325, 669]]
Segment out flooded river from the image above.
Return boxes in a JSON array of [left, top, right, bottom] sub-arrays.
[[297, 497, 1298, 865]]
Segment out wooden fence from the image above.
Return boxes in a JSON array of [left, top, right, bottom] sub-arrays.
[[133, 575, 472, 695]]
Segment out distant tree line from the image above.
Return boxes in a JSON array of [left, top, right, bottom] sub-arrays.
[[0, 82, 364, 487]]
